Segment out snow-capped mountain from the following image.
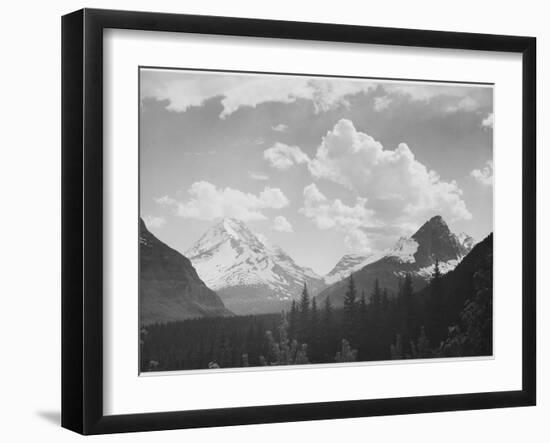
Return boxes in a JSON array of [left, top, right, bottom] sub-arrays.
[[324, 253, 378, 285], [323, 219, 475, 288], [187, 218, 326, 314], [317, 216, 476, 306]]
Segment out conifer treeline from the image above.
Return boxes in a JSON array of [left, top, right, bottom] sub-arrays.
[[141, 255, 492, 372]]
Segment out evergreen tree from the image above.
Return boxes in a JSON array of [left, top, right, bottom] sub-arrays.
[[322, 296, 333, 325], [311, 297, 319, 327], [289, 299, 298, 339], [335, 339, 358, 363], [371, 278, 382, 312], [343, 275, 358, 344], [309, 297, 319, 360], [298, 283, 310, 341], [357, 290, 369, 357], [381, 288, 390, 311], [299, 283, 310, 316], [321, 296, 334, 358], [428, 259, 446, 344], [359, 290, 367, 323], [399, 273, 415, 346]]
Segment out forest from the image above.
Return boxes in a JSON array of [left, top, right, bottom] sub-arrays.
[[140, 235, 493, 372]]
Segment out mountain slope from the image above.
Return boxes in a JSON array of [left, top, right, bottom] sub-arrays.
[[139, 218, 231, 325], [318, 216, 475, 306], [187, 218, 325, 314], [324, 253, 379, 285]]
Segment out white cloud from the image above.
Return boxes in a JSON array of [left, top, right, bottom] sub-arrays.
[[143, 215, 166, 229], [374, 95, 392, 111], [481, 112, 494, 129], [445, 96, 478, 113], [141, 70, 376, 118], [263, 143, 310, 170], [273, 215, 294, 233], [307, 119, 471, 228], [158, 181, 289, 221], [142, 70, 489, 120], [155, 195, 177, 206], [271, 123, 288, 132], [248, 171, 269, 181], [385, 84, 476, 102], [300, 183, 375, 253], [470, 160, 493, 186]]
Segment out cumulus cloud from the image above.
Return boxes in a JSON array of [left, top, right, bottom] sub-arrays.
[[470, 160, 493, 186], [157, 181, 289, 221], [444, 96, 479, 113], [306, 119, 471, 230], [382, 83, 491, 115], [273, 215, 294, 233], [481, 112, 494, 129], [142, 69, 489, 120], [263, 143, 310, 170], [248, 171, 269, 181], [374, 95, 392, 111], [143, 215, 166, 229], [300, 184, 375, 252], [271, 123, 288, 132], [141, 70, 376, 118]]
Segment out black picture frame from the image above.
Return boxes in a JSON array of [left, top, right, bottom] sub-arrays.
[[61, 8, 536, 435]]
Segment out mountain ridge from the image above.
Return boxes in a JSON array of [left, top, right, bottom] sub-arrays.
[[139, 218, 232, 325], [187, 218, 326, 314], [317, 215, 475, 306]]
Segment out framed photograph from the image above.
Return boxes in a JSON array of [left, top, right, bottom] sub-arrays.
[[62, 8, 536, 435]]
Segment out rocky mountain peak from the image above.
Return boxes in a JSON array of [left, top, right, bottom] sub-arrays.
[[185, 218, 325, 314]]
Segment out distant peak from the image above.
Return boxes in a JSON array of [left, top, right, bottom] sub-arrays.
[[220, 217, 246, 228], [415, 215, 450, 234], [428, 215, 446, 224]]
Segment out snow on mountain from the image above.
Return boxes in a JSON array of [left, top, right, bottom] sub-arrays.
[[415, 259, 461, 279], [317, 215, 476, 306], [386, 237, 419, 263], [322, 222, 474, 288], [456, 232, 476, 252], [186, 218, 326, 314], [324, 253, 379, 285]]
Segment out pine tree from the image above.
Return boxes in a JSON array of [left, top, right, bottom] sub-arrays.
[[311, 297, 319, 327], [299, 283, 310, 316], [428, 259, 445, 344], [359, 290, 367, 323], [371, 278, 382, 312], [309, 297, 319, 361], [343, 275, 358, 344], [298, 283, 310, 341], [399, 273, 415, 346], [335, 339, 358, 363], [358, 289, 369, 357], [323, 296, 333, 325], [289, 299, 298, 339], [321, 296, 334, 358], [381, 288, 390, 311]]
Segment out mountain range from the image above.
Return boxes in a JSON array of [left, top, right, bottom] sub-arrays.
[[140, 215, 476, 322], [317, 215, 474, 307]]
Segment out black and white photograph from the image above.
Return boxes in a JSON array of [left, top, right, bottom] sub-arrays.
[[138, 68, 494, 372]]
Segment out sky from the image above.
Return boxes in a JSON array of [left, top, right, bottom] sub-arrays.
[[140, 68, 494, 275]]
